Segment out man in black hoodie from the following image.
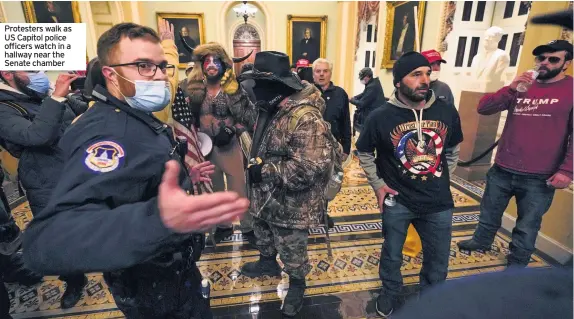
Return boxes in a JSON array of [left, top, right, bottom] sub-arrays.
[[0, 70, 87, 309], [356, 52, 462, 317], [350, 67, 386, 134]]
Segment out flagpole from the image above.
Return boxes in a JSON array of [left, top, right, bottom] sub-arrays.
[[413, 6, 420, 52]]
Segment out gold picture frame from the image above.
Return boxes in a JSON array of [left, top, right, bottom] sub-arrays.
[[287, 15, 327, 64], [380, 1, 426, 69], [157, 12, 206, 69], [22, 1, 81, 23]]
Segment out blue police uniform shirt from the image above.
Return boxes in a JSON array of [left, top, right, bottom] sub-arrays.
[[22, 85, 192, 275]]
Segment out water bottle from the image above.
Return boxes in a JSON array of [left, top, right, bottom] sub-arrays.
[[325, 171, 344, 200], [384, 194, 396, 207], [516, 66, 540, 92], [200, 279, 210, 299]]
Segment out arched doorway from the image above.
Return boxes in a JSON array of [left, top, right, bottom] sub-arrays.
[[232, 24, 261, 75]]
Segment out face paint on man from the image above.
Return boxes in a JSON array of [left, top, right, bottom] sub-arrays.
[[203, 55, 224, 84]]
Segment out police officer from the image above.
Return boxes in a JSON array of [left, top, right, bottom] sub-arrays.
[[0, 69, 88, 308], [22, 23, 249, 318]]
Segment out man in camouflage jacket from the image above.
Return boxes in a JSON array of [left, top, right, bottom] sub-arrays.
[[237, 51, 334, 317]]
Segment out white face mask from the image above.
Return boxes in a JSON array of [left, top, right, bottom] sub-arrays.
[[113, 71, 171, 112], [430, 71, 440, 82], [360, 79, 367, 85]]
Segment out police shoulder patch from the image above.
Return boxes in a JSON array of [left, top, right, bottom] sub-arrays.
[[84, 141, 125, 173]]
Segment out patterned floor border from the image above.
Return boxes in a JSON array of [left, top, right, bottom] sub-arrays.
[[212, 211, 481, 246]]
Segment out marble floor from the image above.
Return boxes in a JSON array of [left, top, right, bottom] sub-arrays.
[[5, 157, 554, 319]]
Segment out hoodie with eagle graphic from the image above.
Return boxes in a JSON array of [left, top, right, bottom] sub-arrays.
[[356, 90, 463, 214]]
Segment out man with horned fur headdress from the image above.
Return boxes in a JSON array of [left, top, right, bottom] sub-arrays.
[[186, 42, 257, 241]]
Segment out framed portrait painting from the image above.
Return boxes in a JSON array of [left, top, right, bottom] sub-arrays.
[[22, 1, 81, 23], [381, 1, 426, 69], [157, 12, 205, 69], [287, 15, 327, 64]]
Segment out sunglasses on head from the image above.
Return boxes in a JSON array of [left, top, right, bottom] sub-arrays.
[[535, 55, 562, 64]]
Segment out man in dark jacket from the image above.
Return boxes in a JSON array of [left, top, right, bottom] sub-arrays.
[[0, 70, 88, 309], [350, 67, 386, 134], [312, 58, 350, 229], [313, 58, 351, 156], [421, 49, 455, 105]]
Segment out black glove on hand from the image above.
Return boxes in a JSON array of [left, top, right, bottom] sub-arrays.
[[213, 126, 235, 147], [248, 162, 263, 184]]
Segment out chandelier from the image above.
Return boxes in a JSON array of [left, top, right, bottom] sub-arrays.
[[233, 1, 258, 24]]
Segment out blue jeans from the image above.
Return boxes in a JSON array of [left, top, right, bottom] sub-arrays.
[[380, 202, 453, 296], [472, 165, 555, 266]]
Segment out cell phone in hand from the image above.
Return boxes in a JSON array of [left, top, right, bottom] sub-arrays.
[[70, 77, 86, 91]]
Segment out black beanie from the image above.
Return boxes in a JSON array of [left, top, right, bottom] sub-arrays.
[[392, 51, 431, 86]]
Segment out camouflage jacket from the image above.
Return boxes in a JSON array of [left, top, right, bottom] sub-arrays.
[[249, 83, 333, 230]]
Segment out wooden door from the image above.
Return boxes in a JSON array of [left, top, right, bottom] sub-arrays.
[[232, 24, 262, 75], [233, 40, 261, 75]]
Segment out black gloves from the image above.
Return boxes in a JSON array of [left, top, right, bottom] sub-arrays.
[[213, 126, 235, 147], [248, 161, 263, 184]]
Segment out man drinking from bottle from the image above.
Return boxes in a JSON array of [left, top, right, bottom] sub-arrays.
[[458, 40, 573, 268]]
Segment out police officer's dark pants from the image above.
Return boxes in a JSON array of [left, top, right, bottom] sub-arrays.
[[380, 202, 452, 297], [252, 217, 311, 280], [106, 262, 211, 319], [471, 165, 555, 266]]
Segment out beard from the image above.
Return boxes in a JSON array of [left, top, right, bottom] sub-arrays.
[[399, 81, 428, 102], [13, 75, 44, 101], [204, 67, 223, 84], [537, 63, 564, 80]]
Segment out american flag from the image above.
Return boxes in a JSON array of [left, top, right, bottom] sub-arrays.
[[171, 85, 213, 194]]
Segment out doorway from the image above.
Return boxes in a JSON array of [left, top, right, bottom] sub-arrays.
[[232, 24, 261, 75]]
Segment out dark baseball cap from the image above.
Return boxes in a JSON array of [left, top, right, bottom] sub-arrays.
[[532, 40, 573, 56], [530, 10, 572, 30]]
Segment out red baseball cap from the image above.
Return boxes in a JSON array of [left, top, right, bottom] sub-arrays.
[[296, 59, 310, 68], [421, 49, 447, 64]]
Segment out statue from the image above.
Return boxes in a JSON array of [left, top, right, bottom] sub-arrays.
[[465, 26, 510, 92]]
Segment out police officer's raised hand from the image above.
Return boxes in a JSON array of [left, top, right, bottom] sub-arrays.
[[52, 73, 79, 98], [158, 160, 249, 233]]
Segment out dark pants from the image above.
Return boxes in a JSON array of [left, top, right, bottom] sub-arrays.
[[0, 281, 9, 318], [380, 202, 453, 296], [59, 273, 85, 289], [472, 165, 555, 266], [253, 217, 311, 280], [106, 262, 211, 319]]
